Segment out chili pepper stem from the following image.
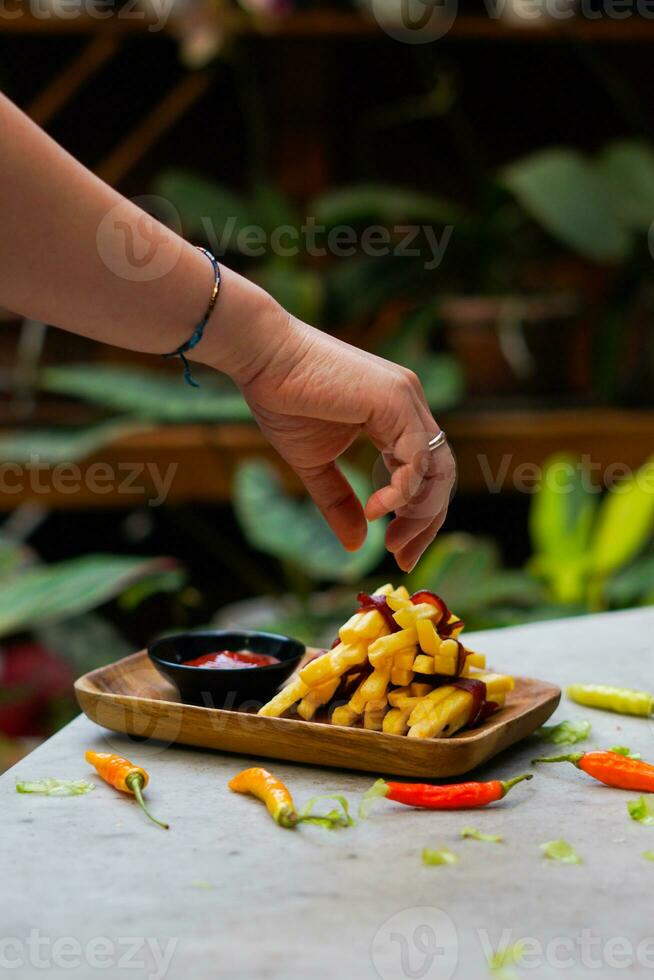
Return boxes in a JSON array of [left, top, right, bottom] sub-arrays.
[[500, 773, 533, 796], [125, 773, 169, 830], [532, 754, 583, 766]]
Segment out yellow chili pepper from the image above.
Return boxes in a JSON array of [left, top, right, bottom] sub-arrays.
[[229, 767, 297, 828], [567, 684, 653, 718], [85, 750, 169, 829]]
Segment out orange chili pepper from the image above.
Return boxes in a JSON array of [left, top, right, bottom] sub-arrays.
[[85, 750, 169, 829], [229, 767, 297, 827], [533, 750, 654, 792]]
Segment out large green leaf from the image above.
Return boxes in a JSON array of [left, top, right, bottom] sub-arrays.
[[406, 533, 544, 617], [311, 184, 465, 227], [41, 365, 251, 423], [597, 141, 654, 233], [153, 169, 250, 243], [406, 355, 463, 412], [0, 421, 149, 464], [34, 612, 134, 674], [378, 305, 464, 411], [528, 455, 598, 604], [603, 555, 654, 607], [0, 555, 182, 638], [530, 455, 597, 561], [250, 183, 298, 236], [500, 149, 631, 262], [233, 459, 386, 583], [254, 263, 324, 324], [591, 457, 654, 579]]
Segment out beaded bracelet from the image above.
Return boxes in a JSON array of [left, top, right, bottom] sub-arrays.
[[163, 246, 221, 387]]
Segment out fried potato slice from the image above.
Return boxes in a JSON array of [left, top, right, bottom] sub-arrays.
[[299, 642, 368, 687], [413, 654, 436, 675], [296, 677, 340, 721], [368, 629, 418, 666], [416, 619, 441, 656], [408, 685, 457, 727], [468, 671, 515, 696], [408, 689, 472, 739], [257, 676, 309, 717], [393, 603, 441, 631], [363, 698, 387, 730]]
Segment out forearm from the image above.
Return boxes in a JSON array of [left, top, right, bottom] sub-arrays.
[[0, 92, 278, 381]]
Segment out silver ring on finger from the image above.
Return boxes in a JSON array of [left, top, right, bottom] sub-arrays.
[[428, 430, 447, 452]]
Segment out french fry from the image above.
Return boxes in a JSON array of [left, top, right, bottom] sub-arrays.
[[368, 629, 418, 666], [416, 619, 441, 656], [337, 583, 393, 644], [393, 603, 441, 631], [383, 706, 412, 735], [331, 704, 359, 727], [394, 585, 410, 600], [388, 682, 431, 709], [388, 685, 413, 707], [391, 649, 416, 687], [386, 594, 412, 613], [446, 615, 465, 639], [339, 609, 387, 645], [257, 676, 309, 717], [413, 654, 436, 675], [461, 651, 486, 673], [408, 689, 472, 739], [296, 678, 340, 721], [468, 671, 515, 697], [299, 643, 368, 687], [408, 686, 457, 727], [363, 698, 387, 730]]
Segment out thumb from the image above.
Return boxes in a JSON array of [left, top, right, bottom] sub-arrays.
[[295, 462, 368, 552]]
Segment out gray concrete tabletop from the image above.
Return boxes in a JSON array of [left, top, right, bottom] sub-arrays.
[[2, 607, 654, 980]]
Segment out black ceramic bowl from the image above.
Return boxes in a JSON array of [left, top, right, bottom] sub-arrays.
[[148, 629, 305, 709]]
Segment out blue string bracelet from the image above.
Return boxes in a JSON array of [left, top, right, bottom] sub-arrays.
[[163, 246, 221, 387]]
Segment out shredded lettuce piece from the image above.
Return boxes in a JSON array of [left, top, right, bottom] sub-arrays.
[[298, 794, 354, 830], [16, 778, 95, 797], [627, 795, 654, 826], [422, 847, 458, 866], [535, 719, 591, 745], [610, 746, 642, 759], [540, 839, 582, 864], [488, 941, 525, 979], [358, 779, 389, 819], [461, 826, 503, 843]]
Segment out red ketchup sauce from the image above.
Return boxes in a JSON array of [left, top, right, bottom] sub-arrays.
[[184, 650, 280, 670]]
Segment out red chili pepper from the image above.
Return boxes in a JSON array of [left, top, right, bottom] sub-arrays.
[[533, 750, 654, 791], [362, 773, 532, 814]]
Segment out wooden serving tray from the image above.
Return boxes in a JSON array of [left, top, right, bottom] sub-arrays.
[[75, 651, 560, 778]]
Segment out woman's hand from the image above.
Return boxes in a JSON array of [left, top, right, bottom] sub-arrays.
[[203, 287, 456, 572]]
